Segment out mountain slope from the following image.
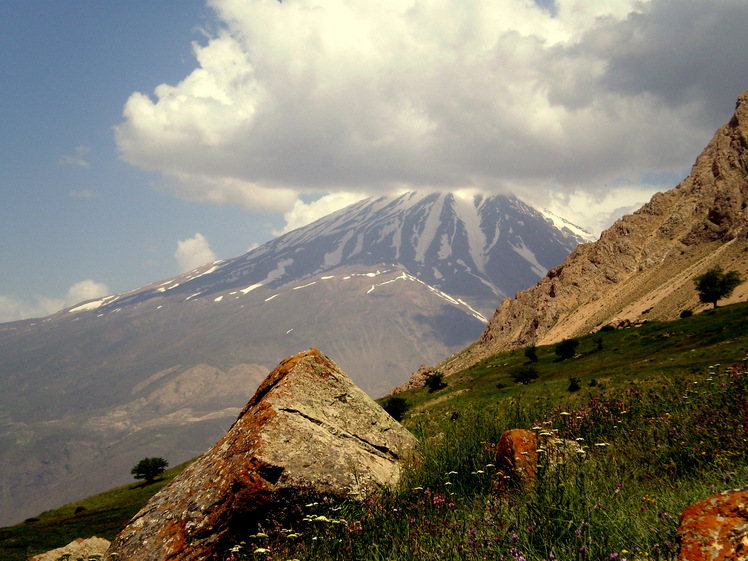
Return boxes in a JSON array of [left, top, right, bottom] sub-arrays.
[[0, 191, 586, 526], [441, 90, 748, 375], [88, 192, 590, 320]]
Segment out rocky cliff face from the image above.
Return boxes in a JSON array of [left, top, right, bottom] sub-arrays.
[[442, 90, 748, 373]]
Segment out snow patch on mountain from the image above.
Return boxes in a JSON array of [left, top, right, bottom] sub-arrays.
[[511, 239, 547, 277], [240, 283, 263, 295], [413, 195, 445, 262], [538, 208, 595, 242]]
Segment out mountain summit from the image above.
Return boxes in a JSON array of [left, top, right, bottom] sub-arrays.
[[89, 191, 590, 320], [0, 191, 585, 526]]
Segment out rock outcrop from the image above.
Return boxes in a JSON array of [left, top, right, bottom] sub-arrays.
[[106, 349, 416, 561], [386, 364, 434, 396], [27, 537, 110, 561], [677, 487, 748, 560], [441, 90, 748, 374]]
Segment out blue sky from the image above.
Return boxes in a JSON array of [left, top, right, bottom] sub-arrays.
[[2, 0, 748, 322], [1, 1, 284, 320]]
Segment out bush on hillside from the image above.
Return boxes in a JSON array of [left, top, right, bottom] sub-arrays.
[[425, 373, 447, 393], [524, 345, 538, 363], [509, 364, 539, 385], [555, 338, 579, 360], [567, 376, 581, 392], [382, 396, 409, 421]]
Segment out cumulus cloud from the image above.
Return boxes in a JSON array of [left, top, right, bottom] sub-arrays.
[[0, 279, 110, 323], [275, 192, 368, 235], [115, 0, 748, 233], [64, 280, 110, 307], [175, 233, 217, 273]]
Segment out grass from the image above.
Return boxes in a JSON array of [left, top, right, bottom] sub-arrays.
[[0, 461, 192, 561], [3, 302, 748, 560]]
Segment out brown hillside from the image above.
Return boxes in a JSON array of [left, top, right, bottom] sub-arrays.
[[441, 90, 748, 374]]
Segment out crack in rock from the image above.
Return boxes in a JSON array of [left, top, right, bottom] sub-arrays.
[[279, 407, 396, 459]]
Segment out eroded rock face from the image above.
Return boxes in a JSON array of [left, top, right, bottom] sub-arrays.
[[677, 487, 748, 561], [106, 348, 416, 561]]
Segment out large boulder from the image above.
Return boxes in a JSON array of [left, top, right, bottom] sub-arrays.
[[106, 348, 416, 561], [677, 487, 748, 561]]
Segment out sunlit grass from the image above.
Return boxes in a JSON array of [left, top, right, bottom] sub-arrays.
[[3, 303, 748, 561]]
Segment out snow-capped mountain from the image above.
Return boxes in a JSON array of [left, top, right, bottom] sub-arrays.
[[0, 191, 588, 526], [82, 191, 591, 319]]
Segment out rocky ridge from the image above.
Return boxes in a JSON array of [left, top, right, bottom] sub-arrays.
[[441, 90, 748, 374]]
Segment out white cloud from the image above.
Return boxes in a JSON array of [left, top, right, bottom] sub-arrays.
[[0, 295, 64, 323], [114, 0, 748, 218], [175, 233, 217, 273], [276, 192, 368, 235], [534, 185, 663, 237], [64, 280, 110, 308], [0, 279, 110, 323], [59, 145, 92, 168]]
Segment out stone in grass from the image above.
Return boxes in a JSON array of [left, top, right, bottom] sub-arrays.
[[493, 428, 585, 493], [677, 486, 748, 561], [106, 348, 416, 561], [27, 537, 110, 561]]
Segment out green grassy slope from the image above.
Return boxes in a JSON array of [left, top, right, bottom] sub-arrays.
[[2, 302, 748, 560], [0, 462, 192, 561], [396, 302, 748, 429]]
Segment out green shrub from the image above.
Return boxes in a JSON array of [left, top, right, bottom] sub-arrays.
[[383, 396, 409, 421], [555, 338, 579, 360], [567, 376, 581, 392], [425, 373, 447, 393], [510, 364, 539, 385], [524, 345, 538, 363]]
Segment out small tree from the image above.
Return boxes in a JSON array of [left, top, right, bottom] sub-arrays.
[[693, 266, 743, 308], [555, 338, 579, 360], [510, 365, 539, 385], [524, 345, 538, 363], [383, 396, 409, 422], [131, 457, 169, 484], [425, 372, 447, 393]]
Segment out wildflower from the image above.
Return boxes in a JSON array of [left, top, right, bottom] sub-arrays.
[[254, 548, 270, 554]]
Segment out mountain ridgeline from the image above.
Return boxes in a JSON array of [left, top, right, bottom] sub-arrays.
[[79, 192, 590, 320], [0, 191, 587, 527]]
